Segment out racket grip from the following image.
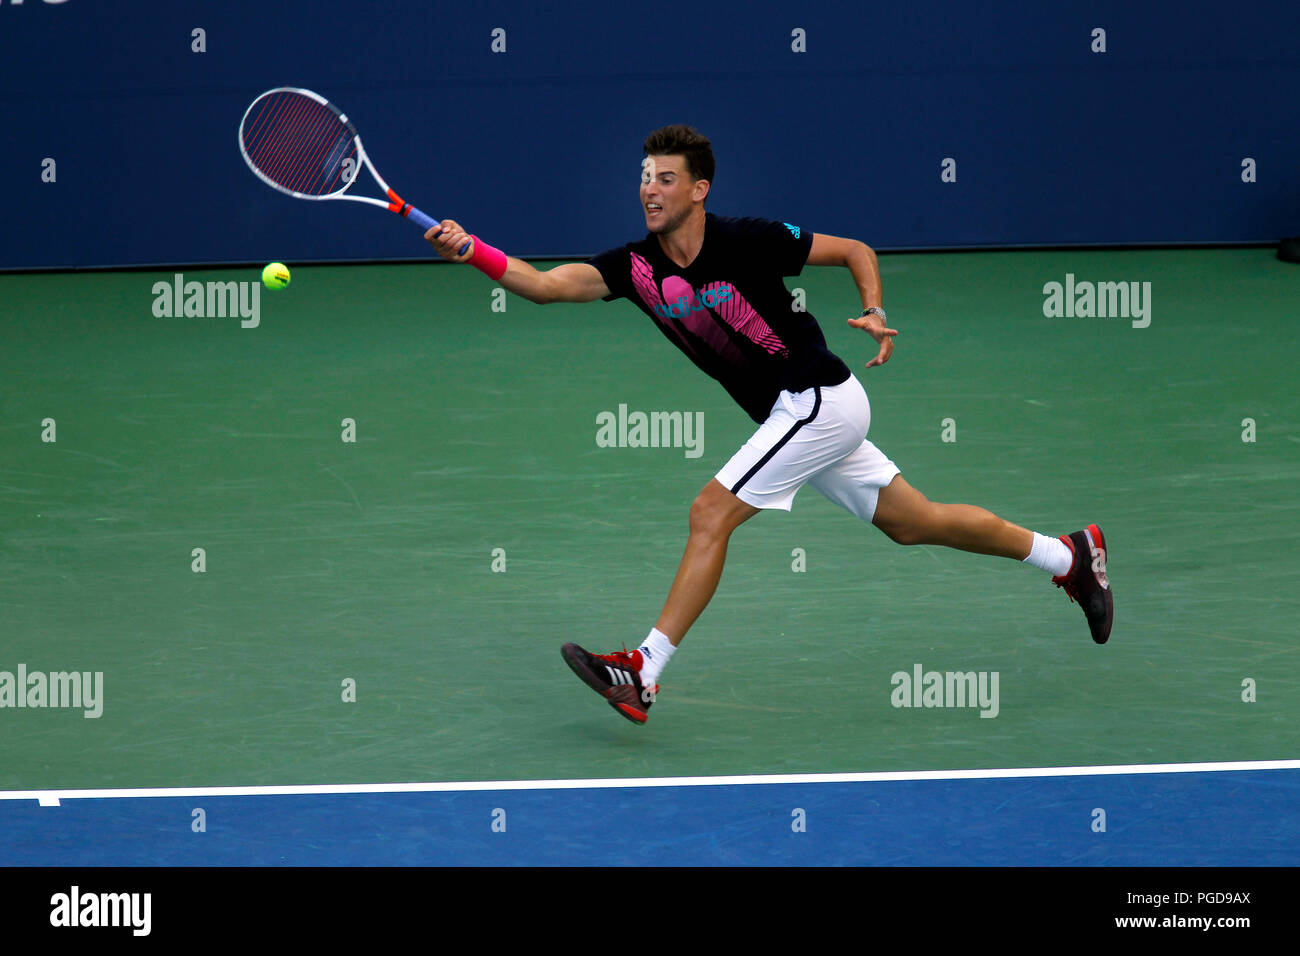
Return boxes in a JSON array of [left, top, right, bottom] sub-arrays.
[[407, 205, 472, 255], [406, 206, 437, 232]]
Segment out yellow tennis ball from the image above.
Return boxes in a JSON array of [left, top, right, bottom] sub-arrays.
[[262, 262, 291, 290]]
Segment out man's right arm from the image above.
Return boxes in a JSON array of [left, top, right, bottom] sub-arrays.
[[426, 219, 610, 304]]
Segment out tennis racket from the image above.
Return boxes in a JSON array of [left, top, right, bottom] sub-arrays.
[[238, 86, 470, 254]]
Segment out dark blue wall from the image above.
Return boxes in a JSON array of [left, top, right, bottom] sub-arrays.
[[2, 0, 1297, 269]]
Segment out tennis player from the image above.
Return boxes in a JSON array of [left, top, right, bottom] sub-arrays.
[[426, 125, 1112, 725]]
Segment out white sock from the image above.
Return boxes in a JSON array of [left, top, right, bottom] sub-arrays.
[[1023, 531, 1074, 577], [637, 628, 676, 686]]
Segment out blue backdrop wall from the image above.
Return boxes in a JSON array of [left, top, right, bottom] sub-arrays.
[[2, 0, 1298, 269]]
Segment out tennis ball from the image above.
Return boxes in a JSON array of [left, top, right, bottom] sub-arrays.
[[262, 262, 291, 290]]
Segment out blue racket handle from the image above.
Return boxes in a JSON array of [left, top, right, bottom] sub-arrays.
[[406, 205, 472, 256]]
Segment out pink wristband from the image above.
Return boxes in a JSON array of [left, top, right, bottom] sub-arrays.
[[468, 236, 508, 281]]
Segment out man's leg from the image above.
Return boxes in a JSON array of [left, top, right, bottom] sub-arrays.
[[870, 474, 1032, 558], [867, 473, 1113, 643], [654, 478, 761, 644], [563, 380, 875, 724], [559, 479, 759, 725]]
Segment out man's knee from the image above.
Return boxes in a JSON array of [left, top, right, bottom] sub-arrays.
[[688, 489, 727, 539], [878, 518, 928, 546], [874, 486, 939, 546], [689, 481, 751, 539]]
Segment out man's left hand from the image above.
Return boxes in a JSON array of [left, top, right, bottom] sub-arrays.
[[847, 312, 898, 369]]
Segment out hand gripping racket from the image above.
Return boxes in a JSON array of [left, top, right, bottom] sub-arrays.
[[239, 86, 470, 254]]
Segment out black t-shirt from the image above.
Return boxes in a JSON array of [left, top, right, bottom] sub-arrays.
[[587, 213, 851, 423]]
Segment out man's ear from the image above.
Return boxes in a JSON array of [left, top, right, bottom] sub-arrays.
[[693, 178, 711, 202]]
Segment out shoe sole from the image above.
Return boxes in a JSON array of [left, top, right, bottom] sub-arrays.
[[560, 643, 649, 725]]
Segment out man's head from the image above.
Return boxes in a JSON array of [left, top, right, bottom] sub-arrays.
[[641, 125, 714, 234]]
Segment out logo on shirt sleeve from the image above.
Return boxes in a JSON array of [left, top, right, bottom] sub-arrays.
[[783, 222, 801, 239]]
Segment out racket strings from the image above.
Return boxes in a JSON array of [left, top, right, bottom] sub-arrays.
[[242, 91, 358, 197]]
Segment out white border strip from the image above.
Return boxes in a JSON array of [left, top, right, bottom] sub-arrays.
[[5, 758, 1300, 807]]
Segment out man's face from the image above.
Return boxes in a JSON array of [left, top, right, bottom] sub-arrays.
[[640, 154, 704, 234]]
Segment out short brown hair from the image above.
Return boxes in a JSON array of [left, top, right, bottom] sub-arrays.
[[643, 125, 715, 187]]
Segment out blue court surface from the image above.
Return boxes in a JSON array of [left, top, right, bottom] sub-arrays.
[[3, 761, 1297, 866]]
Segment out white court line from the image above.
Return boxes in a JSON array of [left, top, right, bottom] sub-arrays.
[[3, 758, 1299, 807]]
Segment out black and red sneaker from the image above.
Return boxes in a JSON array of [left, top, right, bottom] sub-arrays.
[[560, 643, 658, 725], [1052, 524, 1113, 644]]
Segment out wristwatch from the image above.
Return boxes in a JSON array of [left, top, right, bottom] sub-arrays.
[[861, 307, 887, 321]]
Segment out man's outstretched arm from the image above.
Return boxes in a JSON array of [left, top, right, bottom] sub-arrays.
[[426, 219, 610, 304], [807, 232, 897, 368]]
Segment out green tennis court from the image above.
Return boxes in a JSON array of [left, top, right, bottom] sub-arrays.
[[2, 248, 1296, 792]]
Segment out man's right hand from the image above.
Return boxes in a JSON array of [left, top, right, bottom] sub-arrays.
[[425, 219, 475, 262]]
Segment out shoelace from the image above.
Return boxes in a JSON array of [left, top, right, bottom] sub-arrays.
[[1054, 536, 1079, 604], [1055, 581, 1078, 604], [593, 645, 638, 668]]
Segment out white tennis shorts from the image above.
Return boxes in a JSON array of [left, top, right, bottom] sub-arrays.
[[714, 374, 900, 521]]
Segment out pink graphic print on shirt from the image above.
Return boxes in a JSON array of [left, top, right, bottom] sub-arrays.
[[629, 253, 788, 364], [630, 253, 701, 359], [697, 281, 788, 357]]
